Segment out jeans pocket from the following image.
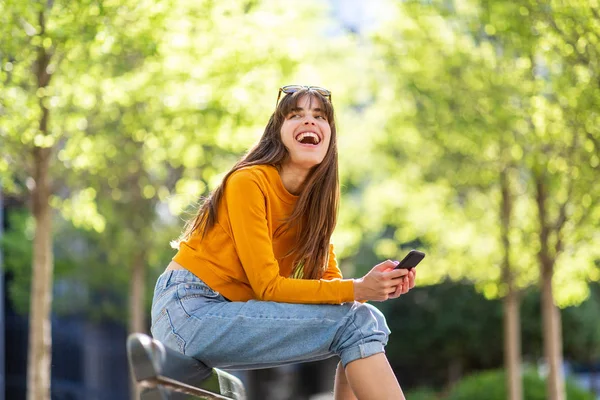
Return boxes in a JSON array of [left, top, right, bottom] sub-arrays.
[[176, 282, 222, 317], [177, 282, 221, 299], [150, 308, 186, 354]]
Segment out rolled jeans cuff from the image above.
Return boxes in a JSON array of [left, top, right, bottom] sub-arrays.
[[340, 341, 385, 368]]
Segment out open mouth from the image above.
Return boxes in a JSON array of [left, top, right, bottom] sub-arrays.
[[295, 131, 321, 145]]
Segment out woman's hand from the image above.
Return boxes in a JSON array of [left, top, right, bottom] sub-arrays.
[[353, 260, 413, 302], [388, 268, 416, 299]]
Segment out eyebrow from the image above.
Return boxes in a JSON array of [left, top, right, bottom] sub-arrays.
[[289, 107, 324, 113]]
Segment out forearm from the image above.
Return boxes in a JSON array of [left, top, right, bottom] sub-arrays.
[[253, 275, 355, 304]]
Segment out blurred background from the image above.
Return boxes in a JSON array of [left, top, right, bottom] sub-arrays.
[[1, 0, 599, 399]]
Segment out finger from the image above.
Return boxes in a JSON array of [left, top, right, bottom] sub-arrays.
[[408, 277, 415, 289], [401, 277, 410, 294], [387, 285, 400, 299], [388, 279, 402, 292], [386, 276, 404, 287], [391, 282, 403, 298], [408, 270, 416, 289], [384, 268, 409, 279], [374, 259, 399, 272]]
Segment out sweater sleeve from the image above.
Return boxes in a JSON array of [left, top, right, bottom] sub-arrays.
[[322, 243, 344, 280], [224, 170, 355, 304]]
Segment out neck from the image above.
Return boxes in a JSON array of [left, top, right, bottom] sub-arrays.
[[279, 163, 311, 195]]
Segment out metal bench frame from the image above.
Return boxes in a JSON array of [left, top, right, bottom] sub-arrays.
[[127, 333, 246, 400]]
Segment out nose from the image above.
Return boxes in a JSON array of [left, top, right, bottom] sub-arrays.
[[303, 117, 316, 125]]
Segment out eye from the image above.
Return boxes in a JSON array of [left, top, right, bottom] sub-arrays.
[[316, 115, 327, 120]]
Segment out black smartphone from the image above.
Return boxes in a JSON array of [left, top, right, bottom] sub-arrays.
[[394, 250, 425, 270]]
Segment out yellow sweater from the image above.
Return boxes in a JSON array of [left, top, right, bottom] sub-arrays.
[[173, 164, 355, 304]]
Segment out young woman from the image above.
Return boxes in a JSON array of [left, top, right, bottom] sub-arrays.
[[151, 85, 416, 400]]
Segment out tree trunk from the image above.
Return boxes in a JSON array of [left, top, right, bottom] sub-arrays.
[[129, 252, 145, 400], [27, 146, 53, 400], [504, 291, 522, 400], [500, 168, 523, 400], [128, 251, 146, 334], [27, 8, 54, 399], [540, 261, 564, 400], [536, 176, 565, 400], [129, 250, 146, 399], [127, 149, 148, 400]]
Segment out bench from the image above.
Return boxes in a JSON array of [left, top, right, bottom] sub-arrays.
[[127, 333, 247, 400]]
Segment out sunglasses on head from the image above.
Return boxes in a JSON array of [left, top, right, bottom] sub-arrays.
[[276, 85, 332, 107]]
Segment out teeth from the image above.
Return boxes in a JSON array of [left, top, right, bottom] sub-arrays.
[[295, 132, 320, 144]]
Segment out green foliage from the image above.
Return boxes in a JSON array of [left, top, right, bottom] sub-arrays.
[[367, 0, 600, 307], [403, 387, 439, 400], [445, 369, 594, 400], [1, 209, 33, 313], [1, 206, 124, 319], [0, 0, 348, 324], [562, 283, 600, 363]]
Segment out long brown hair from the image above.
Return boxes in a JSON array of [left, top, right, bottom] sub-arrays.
[[175, 89, 339, 280]]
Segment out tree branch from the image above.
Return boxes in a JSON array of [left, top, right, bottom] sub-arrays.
[[535, 171, 552, 273], [553, 125, 579, 256]]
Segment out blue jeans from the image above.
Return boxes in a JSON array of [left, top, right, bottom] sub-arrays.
[[150, 270, 390, 370]]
